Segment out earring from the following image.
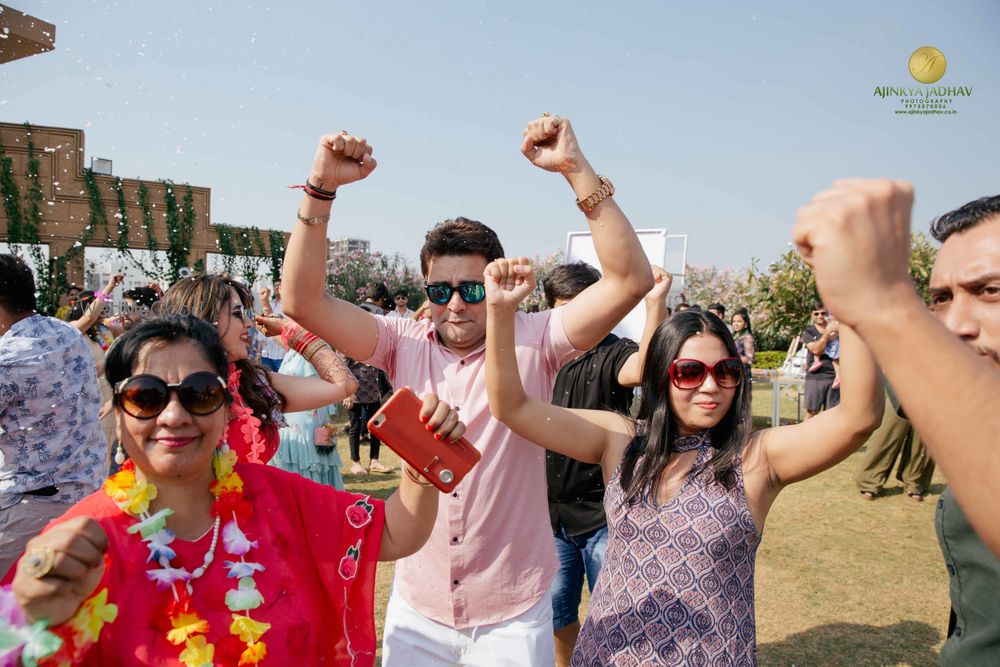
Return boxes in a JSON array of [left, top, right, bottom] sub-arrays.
[[114, 443, 126, 466]]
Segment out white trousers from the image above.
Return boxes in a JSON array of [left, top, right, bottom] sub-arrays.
[[382, 585, 556, 667]]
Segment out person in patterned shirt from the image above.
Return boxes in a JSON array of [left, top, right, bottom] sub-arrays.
[[485, 257, 883, 665], [0, 255, 106, 576]]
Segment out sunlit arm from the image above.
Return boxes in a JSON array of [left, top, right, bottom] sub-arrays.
[[269, 346, 358, 413], [485, 302, 625, 471], [759, 324, 883, 487], [379, 472, 439, 561]]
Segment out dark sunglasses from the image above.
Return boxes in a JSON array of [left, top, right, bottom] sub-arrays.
[[424, 282, 486, 306], [668, 357, 743, 390], [811, 310, 828, 317], [114, 372, 229, 419]]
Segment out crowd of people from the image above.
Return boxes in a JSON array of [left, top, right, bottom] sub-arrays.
[[0, 114, 998, 666]]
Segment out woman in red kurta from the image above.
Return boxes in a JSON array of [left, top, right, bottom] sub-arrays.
[[3, 316, 462, 666]]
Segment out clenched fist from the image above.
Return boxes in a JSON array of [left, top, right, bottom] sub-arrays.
[[308, 131, 378, 192], [12, 516, 109, 625], [484, 257, 536, 312], [520, 116, 588, 175], [792, 178, 916, 328]]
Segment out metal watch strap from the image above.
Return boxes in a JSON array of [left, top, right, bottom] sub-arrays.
[[576, 175, 615, 213]]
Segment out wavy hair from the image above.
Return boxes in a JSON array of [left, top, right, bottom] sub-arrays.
[[619, 310, 752, 504], [157, 274, 285, 421]]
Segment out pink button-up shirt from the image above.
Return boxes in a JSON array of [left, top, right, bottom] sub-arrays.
[[367, 308, 581, 628]]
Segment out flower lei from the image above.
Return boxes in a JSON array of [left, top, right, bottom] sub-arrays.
[[103, 446, 270, 666], [226, 365, 270, 464]]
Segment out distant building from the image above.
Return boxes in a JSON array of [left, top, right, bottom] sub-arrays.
[[329, 237, 370, 256], [0, 121, 288, 288]]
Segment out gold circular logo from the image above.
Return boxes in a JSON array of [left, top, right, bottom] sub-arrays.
[[909, 46, 946, 84]]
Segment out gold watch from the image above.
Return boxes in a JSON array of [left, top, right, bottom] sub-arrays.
[[576, 176, 615, 213]]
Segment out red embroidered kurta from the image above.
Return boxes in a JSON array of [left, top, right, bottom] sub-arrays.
[[11, 464, 384, 666]]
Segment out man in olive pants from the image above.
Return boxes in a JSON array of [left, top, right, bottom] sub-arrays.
[[855, 384, 935, 501]]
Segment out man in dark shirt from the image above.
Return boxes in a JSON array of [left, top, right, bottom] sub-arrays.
[[800, 304, 840, 418], [542, 262, 670, 667]]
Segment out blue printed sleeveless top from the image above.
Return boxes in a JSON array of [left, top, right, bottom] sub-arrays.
[[571, 431, 762, 666]]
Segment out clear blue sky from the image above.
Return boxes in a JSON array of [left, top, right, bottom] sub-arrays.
[[3, 0, 998, 270]]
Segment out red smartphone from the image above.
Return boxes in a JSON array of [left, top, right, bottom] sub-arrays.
[[367, 387, 481, 493]]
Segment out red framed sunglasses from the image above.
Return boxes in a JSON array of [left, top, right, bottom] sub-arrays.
[[668, 357, 743, 390]]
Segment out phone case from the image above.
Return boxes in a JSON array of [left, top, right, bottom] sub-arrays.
[[367, 387, 481, 493]]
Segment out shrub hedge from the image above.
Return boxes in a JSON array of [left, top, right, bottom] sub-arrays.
[[753, 351, 786, 370]]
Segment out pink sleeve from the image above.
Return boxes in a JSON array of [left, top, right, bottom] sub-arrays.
[[535, 307, 583, 373], [363, 314, 412, 379]]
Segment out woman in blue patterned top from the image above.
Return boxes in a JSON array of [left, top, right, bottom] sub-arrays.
[[484, 258, 883, 666]]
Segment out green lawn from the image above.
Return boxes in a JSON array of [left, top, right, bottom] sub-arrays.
[[338, 384, 949, 666]]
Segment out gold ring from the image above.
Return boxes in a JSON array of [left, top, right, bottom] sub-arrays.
[[22, 546, 56, 579], [542, 112, 550, 117]]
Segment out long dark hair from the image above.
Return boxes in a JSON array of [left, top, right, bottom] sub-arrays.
[[157, 274, 285, 421], [619, 310, 753, 504], [733, 307, 752, 336]]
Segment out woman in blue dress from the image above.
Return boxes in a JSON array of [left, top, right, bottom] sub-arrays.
[[271, 349, 345, 489]]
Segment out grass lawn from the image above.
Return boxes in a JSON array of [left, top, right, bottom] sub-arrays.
[[337, 382, 949, 666]]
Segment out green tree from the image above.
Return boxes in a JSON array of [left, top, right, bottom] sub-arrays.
[[267, 229, 286, 282], [686, 233, 939, 352], [908, 232, 937, 302]]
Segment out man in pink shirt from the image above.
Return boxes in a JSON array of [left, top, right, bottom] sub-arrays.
[[283, 115, 653, 665]]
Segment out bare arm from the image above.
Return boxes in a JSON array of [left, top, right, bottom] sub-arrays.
[[802, 326, 835, 356], [791, 175, 1000, 556], [519, 116, 654, 351], [269, 346, 358, 413], [484, 258, 631, 475], [617, 266, 672, 387], [70, 274, 121, 334], [378, 394, 463, 561], [280, 132, 381, 361], [741, 334, 756, 366], [757, 324, 883, 487]]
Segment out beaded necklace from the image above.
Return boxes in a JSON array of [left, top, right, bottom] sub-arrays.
[[104, 445, 269, 666]]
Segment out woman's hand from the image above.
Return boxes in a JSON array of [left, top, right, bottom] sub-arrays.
[[102, 273, 124, 295], [418, 393, 466, 444], [253, 314, 284, 338], [520, 115, 588, 174], [484, 257, 536, 312], [644, 265, 672, 305], [308, 131, 378, 192], [12, 517, 108, 625]]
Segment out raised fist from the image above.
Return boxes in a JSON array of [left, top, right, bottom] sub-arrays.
[[792, 178, 915, 328], [309, 131, 377, 191], [520, 116, 587, 174], [484, 257, 536, 311], [645, 265, 672, 303]]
